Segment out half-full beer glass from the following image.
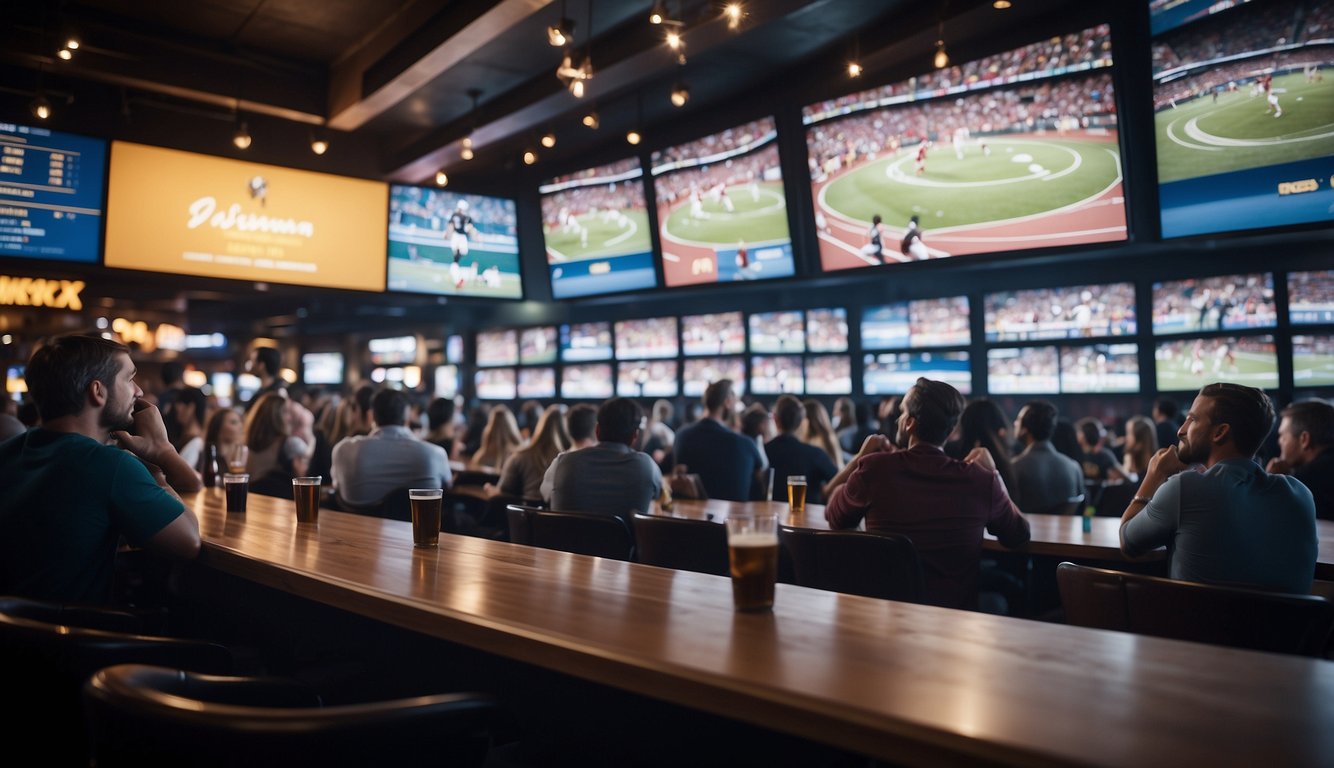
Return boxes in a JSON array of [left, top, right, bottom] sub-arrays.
[[726, 513, 778, 612], [409, 489, 444, 548], [787, 475, 807, 519]]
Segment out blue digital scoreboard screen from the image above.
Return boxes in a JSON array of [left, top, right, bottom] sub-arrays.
[[0, 122, 106, 263]]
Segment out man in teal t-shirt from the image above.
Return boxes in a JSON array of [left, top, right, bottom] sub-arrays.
[[0, 334, 202, 604]]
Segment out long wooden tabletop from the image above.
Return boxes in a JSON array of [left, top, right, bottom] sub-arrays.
[[185, 488, 1333, 767]]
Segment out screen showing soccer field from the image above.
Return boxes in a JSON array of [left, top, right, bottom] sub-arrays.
[[435, 365, 459, 399], [1151, 0, 1334, 238], [985, 282, 1136, 342], [0, 122, 106, 263], [751, 355, 804, 395], [105, 142, 387, 290], [540, 157, 656, 298], [806, 355, 852, 395], [802, 24, 1124, 272], [614, 317, 678, 359], [476, 329, 518, 367], [301, 353, 344, 385], [1289, 270, 1334, 325], [386, 185, 521, 298], [1294, 335, 1334, 387], [475, 368, 516, 400], [806, 308, 849, 353], [561, 322, 613, 362], [986, 347, 1060, 394], [519, 326, 558, 365], [617, 360, 679, 398], [683, 357, 746, 396], [1151, 273, 1277, 334], [368, 336, 416, 366], [1155, 335, 1278, 391], [561, 363, 614, 399], [682, 312, 745, 356], [650, 116, 795, 287], [863, 352, 972, 396], [749, 311, 805, 354], [1058, 343, 1140, 393], [861, 297, 971, 350], [518, 367, 557, 399]]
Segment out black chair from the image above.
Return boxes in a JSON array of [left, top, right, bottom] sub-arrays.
[[1035, 493, 1085, 516], [1056, 562, 1334, 657], [83, 663, 505, 768], [631, 512, 729, 576], [506, 504, 635, 561], [335, 486, 416, 523], [453, 469, 501, 488], [1094, 482, 1136, 517], [778, 527, 925, 603], [0, 596, 235, 766]]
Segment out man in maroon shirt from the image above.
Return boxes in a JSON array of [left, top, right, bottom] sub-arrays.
[[825, 377, 1030, 609]]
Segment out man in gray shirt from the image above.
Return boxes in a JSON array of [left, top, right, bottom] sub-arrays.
[[332, 388, 451, 507], [541, 398, 662, 525], [1120, 383, 1316, 594], [1010, 400, 1085, 515]]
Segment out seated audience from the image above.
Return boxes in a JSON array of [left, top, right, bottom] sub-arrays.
[[765, 395, 838, 504], [331, 388, 452, 508], [1153, 397, 1181, 449], [825, 377, 1030, 609], [673, 379, 764, 501], [1076, 418, 1130, 483], [1121, 383, 1316, 594], [203, 406, 245, 475], [1265, 398, 1334, 521], [489, 404, 568, 502], [740, 402, 773, 474], [243, 391, 311, 493], [837, 399, 879, 456], [1011, 400, 1085, 515], [167, 385, 208, 474], [1121, 415, 1158, 480], [0, 334, 200, 603], [802, 399, 846, 470], [425, 397, 459, 454], [947, 399, 1017, 497], [1051, 418, 1083, 464], [470, 405, 522, 472], [641, 398, 676, 469], [541, 398, 663, 524], [564, 403, 598, 452]]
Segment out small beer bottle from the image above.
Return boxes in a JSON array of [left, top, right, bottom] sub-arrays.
[[202, 443, 220, 488]]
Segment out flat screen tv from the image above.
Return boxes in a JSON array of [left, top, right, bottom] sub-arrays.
[[1058, 343, 1140, 393], [683, 357, 746, 397], [445, 334, 464, 364], [614, 317, 678, 359], [805, 355, 852, 395], [0, 122, 106, 263], [1154, 335, 1279, 391], [434, 365, 459, 399], [1293, 335, 1334, 388], [301, 352, 344, 386], [748, 311, 806, 354], [863, 352, 972, 396], [682, 312, 745, 356], [561, 363, 614, 399], [1151, 273, 1276, 334], [616, 360, 680, 398], [861, 297, 971, 350], [803, 24, 1124, 271], [1289, 270, 1334, 325], [985, 282, 1136, 342], [540, 157, 657, 298], [519, 326, 558, 365], [1151, 0, 1334, 238], [386, 185, 521, 298], [651, 116, 795, 287], [368, 336, 416, 366], [475, 368, 517, 400], [476, 329, 518, 367], [986, 347, 1060, 394], [806, 308, 849, 353], [561, 322, 614, 362], [517, 367, 557, 399], [750, 355, 804, 395]]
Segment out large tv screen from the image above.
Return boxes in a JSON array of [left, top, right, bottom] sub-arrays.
[[519, 326, 558, 365], [105, 142, 388, 290], [617, 360, 680, 398], [518, 367, 557, 399], [1294, 335, 1334, 388], [986, 347, 1060, 394], [985, 283, 1137, 341], [806, 308, 849, 353], [751, 355, 804, 395], [1151, 273, 1277, 334], [805, 355, 852, 395], [301, 353, 344, 385], [749, 311, 806, 354], [475, 368, 517, 400], [651, 116, 795, 287], [368, 336, 416, 366], [0, 122, 106, 263], [614, 317, 678, 359], [386, 185, 520, 298], [561, 322, 613, 362], [540, 157, 656, 298], [435, 365, 459, 399], [1058, 343, 1140, 393], [561, 363, 614, 400], [682, 312, 745, 356], [1151, 0, 1334, 238], [803, 24, 1124, 271], [683, 357, 746, 396], [1155, 335, 1279, 391], [864, 352, 972, 396], [861, 297, 971, 349], [476, 329, 518, 367], [1289, 270, 1334, 325]]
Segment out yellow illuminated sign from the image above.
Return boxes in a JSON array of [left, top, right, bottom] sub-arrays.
[[0, 275, 84, 309]]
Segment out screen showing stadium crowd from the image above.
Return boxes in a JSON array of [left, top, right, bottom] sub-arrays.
[[861, 298, 972, 349], [864, 352, 973, 396], [561, 322, 614, 362], [749, 311, 807, 353], [615, 317, 680, 359], [984, 283, 1137, 341], [1289, 270, 1334, 325], [682, 312, 746, 356], [806, 308, 850, 353], [1151, 273, 1277, 334]]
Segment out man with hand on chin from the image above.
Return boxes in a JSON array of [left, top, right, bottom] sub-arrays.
[[0, 334, 201, 604], [1120, 382, 1316, 594]]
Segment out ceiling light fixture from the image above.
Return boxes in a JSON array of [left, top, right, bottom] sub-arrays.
[[626, 129, 641, 145], [523, 148, 538, 165], [649, 1, 666, 25], [541, 131, 557, 148], [993, 0, 1012, 8], [233, 120, 252, 150], [57, 48, 73, 61], [670, 82, 689, 107], [627, 93, 642, 145], [848, 61, 862, 78], [556, 2, 594, 97], [435, 170, 448, 187], [724, 3, 744, 30], [665, 30, 682, 50], [461, 89, 480, 160], [934, 20, 949, 69], [309, 132, 329, 155], [548, 0, 574, 46], [30, 94, 52, 120], [582, 110, 599, 129], [847, 35, 862, 78]]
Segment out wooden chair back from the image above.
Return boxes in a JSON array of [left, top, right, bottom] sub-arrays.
[[778, 527, 925, 603], [631, 513, 729, 576]]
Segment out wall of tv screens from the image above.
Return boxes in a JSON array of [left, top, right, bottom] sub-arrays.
[[387, 185, 521, 298], [540, 158, 657, 298], [0, 122, 106, 263]]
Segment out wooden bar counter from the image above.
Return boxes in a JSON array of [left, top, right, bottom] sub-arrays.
[[183, 488, 1334, 767]]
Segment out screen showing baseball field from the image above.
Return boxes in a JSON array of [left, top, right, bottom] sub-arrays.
[[540, 157, 656, 299], [387, 184, 522, 299], [651, 116, 795, 287], [1151, 0, 1334, 238], [803, 24, 1125, 271]]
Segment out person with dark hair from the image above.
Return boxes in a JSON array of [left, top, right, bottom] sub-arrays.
[[824, 378, 1029, 609], [425, 397, 459, 453], [765, 395, 837, 504], [0, 334, 201, 603], [1010, 400, 1085, 515], [1121, 383, 1316, 594], [565, 404, 598, 449], [331, 387, 451, 508], [1050, 419, 1082, 464], [673, 379, 764, 501], [243, 346, 285, 411], [1152, 397, 1181, 449], [1074, 417, 1130, 483], [167, 385, 209, 473], [156, 359, 186, 416], [1266, 398, 1334, 520], [739, 402, 772, 474], [541, 397, 662, 525], [948, 399, 1017, 496], [837, 399, 878, 456]]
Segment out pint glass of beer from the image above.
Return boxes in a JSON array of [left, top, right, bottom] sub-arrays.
[[787, 475, 807, 519], [292, 476, 322, 524], [223, 473, 249, 514], [409, 489, 444, 548], [725, 513, 779, 612]]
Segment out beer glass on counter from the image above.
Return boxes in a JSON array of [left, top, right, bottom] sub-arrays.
[[223, 473, 249, 514], [787, 475, 807, 519], [292, 476, 322, 524], [725, 513, 778, 612], [409, 489, 444, 548]]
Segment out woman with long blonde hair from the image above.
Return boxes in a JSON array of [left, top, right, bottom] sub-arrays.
[[470, 404, 522, 472], [801, 399, 845, 470], [490, 404, 569, 501], [1122, 415, 1158, 480]]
